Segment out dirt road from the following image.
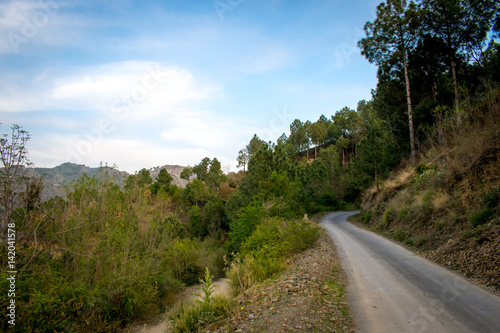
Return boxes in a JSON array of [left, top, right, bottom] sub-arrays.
[[322, 211, 500, 333]]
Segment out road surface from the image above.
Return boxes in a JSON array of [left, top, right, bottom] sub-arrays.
[[322, 211, 500, 333]]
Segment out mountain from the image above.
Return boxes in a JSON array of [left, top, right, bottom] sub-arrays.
[[31, 162, 188, 199], [148, 164, 189, 189]]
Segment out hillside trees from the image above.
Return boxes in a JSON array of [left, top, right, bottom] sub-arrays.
[[421, 0, 498, 111], [359, 0, 421, 164], [180, 166, 193, 183], [150, 168, 173, 194], [309, 115, 330, 158]]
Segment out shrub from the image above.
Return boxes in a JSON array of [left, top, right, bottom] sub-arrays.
[[481, 189, 500, 209], [169, 295, 232, 333], [470, 208, 494, 228], [417, 238, 427, 247], [382, 207, 395, 228], [163, 239, 203, 284], [397, 207, 410, 220], [393, 229, 407, 242], [414, 162, 429, 175], [435, 220, 445, 230], [362, 212, 372, 224]]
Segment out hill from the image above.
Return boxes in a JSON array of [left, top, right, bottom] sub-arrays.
[[31, 162, 188, 199], [357, 95, 500, 292]]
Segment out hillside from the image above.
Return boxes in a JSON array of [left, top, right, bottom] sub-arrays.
[[357, 94, 500, 292], [31, 162, 188, 199]]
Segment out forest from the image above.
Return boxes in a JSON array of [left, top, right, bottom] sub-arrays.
[[1, 0, 499, 332]]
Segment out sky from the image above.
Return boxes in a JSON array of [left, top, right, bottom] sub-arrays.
[[0, 0, 380, 174]]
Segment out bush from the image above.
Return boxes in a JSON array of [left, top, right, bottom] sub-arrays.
[[435, 220, 445, 230], [481, 189, 500, 209], [393, 229, 407, 242], [169, 295, 232, 333], [163, 239, 203, 284], [362, 212, 372, 224], [382, 207, 395, 228], [227, 217, 319, 292], [470, 208, 494, 228]]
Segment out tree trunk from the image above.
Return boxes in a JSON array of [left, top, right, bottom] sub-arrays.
[[403, 48, 417, 165], [450, 55, 460, 111]]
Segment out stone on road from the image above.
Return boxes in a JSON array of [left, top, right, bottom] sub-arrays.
[[322, 211, 500, 333]]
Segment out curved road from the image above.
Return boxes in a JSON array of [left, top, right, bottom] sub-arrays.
[[322, 211, 500, 333]]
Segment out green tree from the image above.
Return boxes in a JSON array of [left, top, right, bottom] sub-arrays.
[[180, 167, 193, 183], [137, 168, 153, 187], [309, 116, 329, 159], [237, 148, 249, 172], [246, 134, 265, 156], [183, 179, 208, 207], [150, 168, 173, 194], [193, 157, 210, 182], [206, 158, 227, 190], [289, 119, 310, 156], [422, 0, 498, 111], [359, 0, 422, 164], [204, 196, 228, 234]]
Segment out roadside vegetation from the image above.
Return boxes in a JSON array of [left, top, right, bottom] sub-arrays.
[[1, 0, 499, 331]]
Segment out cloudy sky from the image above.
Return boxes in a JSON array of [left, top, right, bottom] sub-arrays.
[[0, 0, 380, 173]]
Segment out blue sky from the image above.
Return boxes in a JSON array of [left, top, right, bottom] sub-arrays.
[[0, 0, 380, 173]]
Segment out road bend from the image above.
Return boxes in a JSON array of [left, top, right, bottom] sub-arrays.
[[322, 211, 500, 333]]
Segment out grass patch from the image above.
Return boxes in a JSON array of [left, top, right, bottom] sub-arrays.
[[168, 295, 232, 333], [434, 220, 446, 230], [470, 208, 494, 227], [393, 229, 407, 242]]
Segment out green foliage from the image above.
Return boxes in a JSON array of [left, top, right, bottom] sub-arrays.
[[189, 205, 206, 238], [204, 196, 228, 234], [163, 239, 203, 284], [412, 167, 442, 190], [150, 168, 173, 194], [227, 201, 266, 253], [393, 229, 408, 242], [362, 212, 372, 224], [470, 208, 495, 228], [195, 267, 215, 305], [180, 167, 193, 182], [169, 296, 232, 333], [434, 220, 445, 230], [481, 189, 500, 210], [137, 168, 153, 187], [227, 217, 319, 292], [382, 206, 395, 227]]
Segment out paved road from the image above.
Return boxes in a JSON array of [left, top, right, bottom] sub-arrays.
[[322, 211, 500, 333]]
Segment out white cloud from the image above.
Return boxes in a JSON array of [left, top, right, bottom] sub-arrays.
[[160, 110, 237, 148], [0, 0, 74, 54], [51, 61, 221, 116], [0, 61, 221, 114]]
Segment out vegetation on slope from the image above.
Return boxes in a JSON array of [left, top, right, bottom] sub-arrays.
[[358, 89, 500, 291]]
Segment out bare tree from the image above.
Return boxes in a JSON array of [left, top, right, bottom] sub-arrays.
[[0, 124, 34, 243]]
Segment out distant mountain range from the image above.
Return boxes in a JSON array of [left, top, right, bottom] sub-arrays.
[[31, 162, 188, 199]]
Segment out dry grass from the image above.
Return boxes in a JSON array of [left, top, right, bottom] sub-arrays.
[[432, 191, 450, 211], [387, 190, 412, 212]]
